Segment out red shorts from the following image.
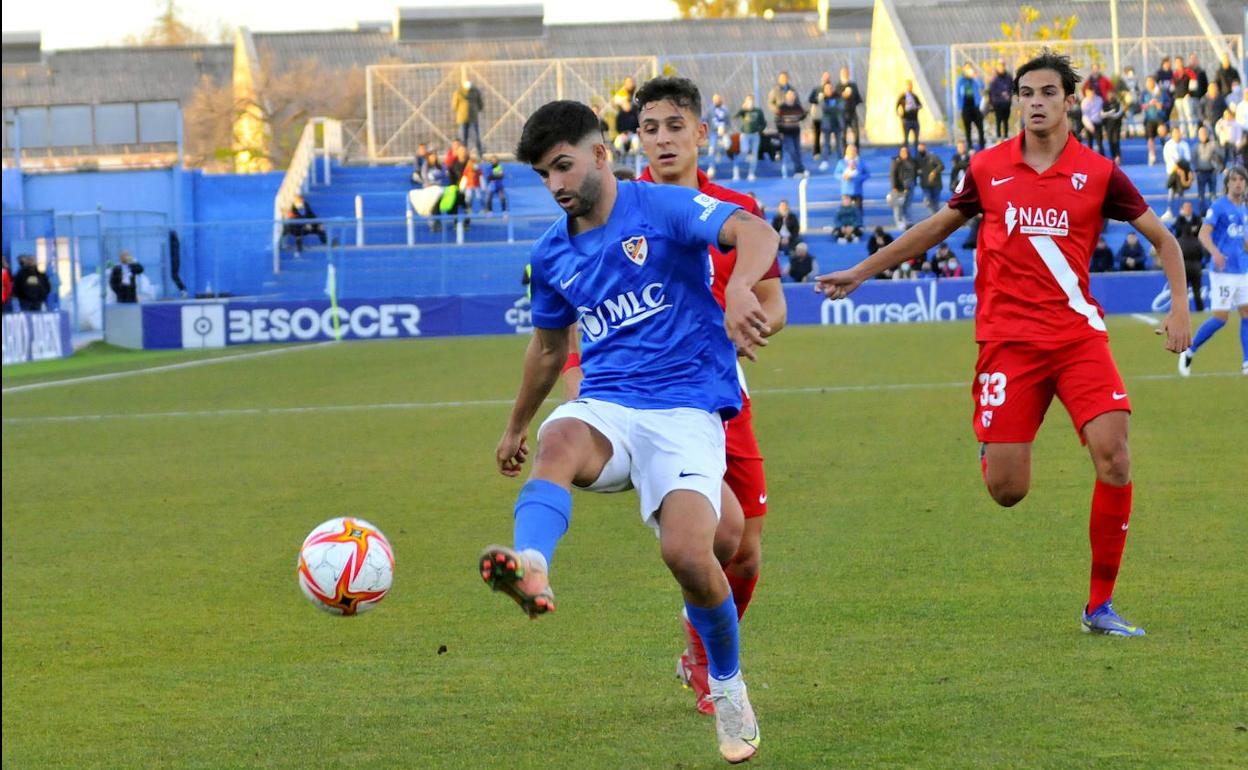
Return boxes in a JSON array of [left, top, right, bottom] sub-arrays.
[[725, 394, 768, 519], [972, 336, 1131, 444]]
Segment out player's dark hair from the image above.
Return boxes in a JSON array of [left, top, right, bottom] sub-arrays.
[[634, 77, 703, 118], [515, 101, 603, 165], [1013, 49, 1080, 96]]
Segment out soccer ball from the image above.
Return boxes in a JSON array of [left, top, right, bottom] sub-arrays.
[[297, 517, 395, 615]]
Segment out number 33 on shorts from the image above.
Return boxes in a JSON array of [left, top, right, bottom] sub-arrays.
[[978, 371, 1007, 406]]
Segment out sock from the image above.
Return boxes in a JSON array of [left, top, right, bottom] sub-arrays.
[[1189, 316, 1226, 353], [512, 479, 571, 574], [1088, 480, 1133, 611], [685, 595, 740, 681], [1240, 319, 1248, 364], [725, 571, 759, 621]]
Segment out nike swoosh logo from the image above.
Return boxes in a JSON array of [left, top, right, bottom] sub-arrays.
[[1121, 523, 1129, 531], [1112, 392, 1128, 400], [758, 493, 767, 504], [991, 176, 1014, 186], [559, 271, 581, 289], [678, 471, 707, 478]]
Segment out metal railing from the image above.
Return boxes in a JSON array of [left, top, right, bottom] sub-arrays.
[[272, 117, 345, 272]]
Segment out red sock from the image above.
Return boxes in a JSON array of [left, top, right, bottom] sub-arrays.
[[1088, 480, 1133, 611], [725, 571, 759, 621]]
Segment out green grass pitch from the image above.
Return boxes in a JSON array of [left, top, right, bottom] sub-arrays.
[[3, 317, 1245, 769]]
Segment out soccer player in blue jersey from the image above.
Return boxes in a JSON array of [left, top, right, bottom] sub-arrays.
[[1182, 165, 1248, 376], [478, 100, 779, 764]]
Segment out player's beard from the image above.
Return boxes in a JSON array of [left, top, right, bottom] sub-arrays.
[[564, 168, 602, 221]]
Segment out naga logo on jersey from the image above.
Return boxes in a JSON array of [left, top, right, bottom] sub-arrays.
[[577, 282, 672, 342], [1071, 172, 1088, 191], [1004, 201, 1069, 237], [693, 192, 721, 221], [621, 235, 649, 266]]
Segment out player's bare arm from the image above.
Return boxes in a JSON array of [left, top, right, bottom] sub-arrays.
[[1131, 208, 1193, 352], [718, 207, 781, 359], [497, 325, 570, 476], [1196, 222, 1227, 271], [815, 206, 969, 299], [752, 277, 787, 338]]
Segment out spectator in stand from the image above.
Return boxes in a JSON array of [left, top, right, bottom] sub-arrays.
[[808, 71, 833, 163], [867, 226, 896, 279], [1086, 62, 1113, 101], [1229, 77, 1244, 110], [834, 195, 863, 243], [411, 142, 431, 187], [771, 198, 800, 255], [484, 155, 507, 213], [949, 139, 972, 193], [915, 142, 945, 214], [775, 89, 808, 177], [1067, 96, 1084, 143], [452, 79, 484, 157], [1172, 200, 1207, 312], [747, 191, 766, 220], [284, 194, 327, 253], [896, 79, 922, 154], [1155, 56, 1175, 97], [614, 76, 636, 107], [837, 66, 863, 149], [1193, 125, 1224, 210], [1081, 83, 1105, 155], [613, 98, 641, 166], [768, 71, 796, 119], [1161, 123, 1193, 220], [1216, 107, 1241, 168], [817, 81, 843, 170], [834, 143, 869, 218], [889, 145, 917, 228], [1143, 76, 1171, 165], [1171, 58, 1197, 139], [1101, 91, 1125, 164], [704, 93, 731, 177], [1, 257, 12, 313], [1090, 237, 1115, 273], [1117, 65, 1142, 137], [955, 63, 986, 150], [1117, 232, 1148, 271], [459, 150, 484, 213], [13, 255, 50, 312], [734, 95, 766, 182], [786, 242, 817, 283], [1215, 52, 1240, 98], [1187, 53, 1210, 118], [109, 250, 144, 304], [934, 243, 962, 278], [444, 139, 463, 170], [1199, 82, 1227, 135], [988, 59, 1014, 141]]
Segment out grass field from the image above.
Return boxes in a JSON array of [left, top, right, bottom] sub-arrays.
[[3, 319, 1245, 769]]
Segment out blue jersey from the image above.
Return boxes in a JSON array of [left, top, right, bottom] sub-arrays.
[[1205, 195, 1248, 274], [529, 181, 742, 417]]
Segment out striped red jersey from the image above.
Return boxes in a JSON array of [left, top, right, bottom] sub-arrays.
[[639, 168, 782, 308], [948, 133, 1149, 343]]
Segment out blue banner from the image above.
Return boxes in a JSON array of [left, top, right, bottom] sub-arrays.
[[2, 311, 73, 365], [136, 272, 1199, 349]]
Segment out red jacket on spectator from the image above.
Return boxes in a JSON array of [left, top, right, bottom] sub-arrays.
[[1, 265, 10, 305], [1087, 73, 1113, 101]]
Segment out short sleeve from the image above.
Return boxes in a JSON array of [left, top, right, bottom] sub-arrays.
[[528, 248, 576, 329], [1204, 200, 1224, 230], [1102, 165, 1150, 222], [947, 163, 983, 218], [648, 184, 741, 251]]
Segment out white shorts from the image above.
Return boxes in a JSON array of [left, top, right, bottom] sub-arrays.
[[1209, 271, 1248, 312], [537, 398, 726, 531]]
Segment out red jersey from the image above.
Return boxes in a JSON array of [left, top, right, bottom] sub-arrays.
[[638, 168, 782, 308], [948, 132, 1149, 343]]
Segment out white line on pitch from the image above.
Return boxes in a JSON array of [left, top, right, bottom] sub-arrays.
[[1, 342, 335, 395], [1130, 313, 1162, 326], [1, 371, 1236, 425]]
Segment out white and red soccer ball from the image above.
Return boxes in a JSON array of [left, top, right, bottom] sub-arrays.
[[297, 517, 395, 615]]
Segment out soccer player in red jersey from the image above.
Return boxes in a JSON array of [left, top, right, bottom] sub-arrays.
[[632, 76, 787, 712], [816, 51, 1192, 636]]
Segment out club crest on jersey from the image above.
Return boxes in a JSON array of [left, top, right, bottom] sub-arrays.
[[622, 235, 648, 266], [1005, 201, 1069, 237], [981, 410, 993, 428], [1071, 172, 1088, 191]]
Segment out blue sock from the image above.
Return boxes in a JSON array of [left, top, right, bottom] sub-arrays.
[[1240, 319, 1248, 363], [513, 479, 571, 572], [1190, 316, 1226, 353], [685, 595, 740, 681]]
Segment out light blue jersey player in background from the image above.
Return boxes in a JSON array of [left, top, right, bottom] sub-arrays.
[[1182, 165, 1248, 376], [477, 100, 780, 764]]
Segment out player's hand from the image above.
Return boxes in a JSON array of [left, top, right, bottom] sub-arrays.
[[814, 268, 864, 300], [1211, 251, 1226, 271], [496, 431, 529, 477], [724, 284, 770, 362], [1156, 307, 1192, 354]]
